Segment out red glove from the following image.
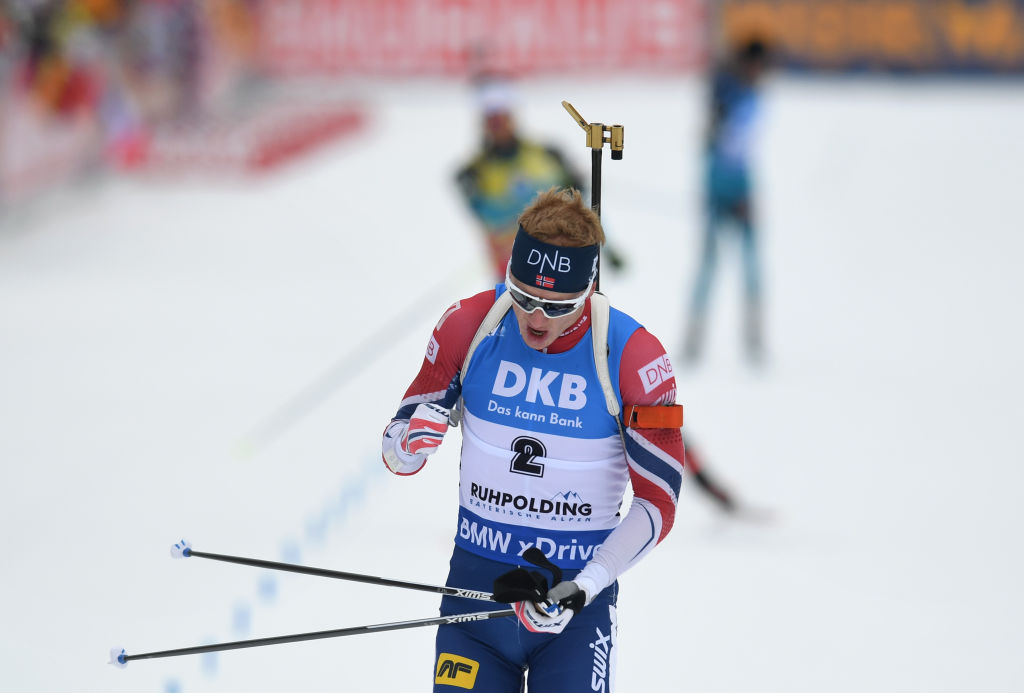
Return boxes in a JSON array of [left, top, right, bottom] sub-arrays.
[[401, 403, 449, 455], [382, 403, 450, 475]]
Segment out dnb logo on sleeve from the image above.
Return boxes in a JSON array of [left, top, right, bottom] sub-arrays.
[[435, 653, 480, 689]]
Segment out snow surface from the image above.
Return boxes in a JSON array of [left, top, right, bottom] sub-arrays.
[[1, 75, 1022, 692]]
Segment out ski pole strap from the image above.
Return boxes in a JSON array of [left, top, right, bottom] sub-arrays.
[[623, 404, 684, 429], [492, 567, 549, 604]]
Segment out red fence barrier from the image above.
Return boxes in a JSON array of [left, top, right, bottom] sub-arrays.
[[257, 0, 707, 76]]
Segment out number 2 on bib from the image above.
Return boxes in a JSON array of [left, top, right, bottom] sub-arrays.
[[510, 436, 546, 477]]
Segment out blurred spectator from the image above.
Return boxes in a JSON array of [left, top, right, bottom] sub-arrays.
[[20, 1, 101, 119], [455, 78, 626, 281], [121, 0, 204, 124], [1, 0, 267, 208], [683, 36, 771, 363]]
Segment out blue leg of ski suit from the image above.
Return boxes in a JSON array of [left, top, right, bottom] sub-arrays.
[[433, 547, 618, 692]]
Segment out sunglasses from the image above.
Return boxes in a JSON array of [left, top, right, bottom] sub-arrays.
[[505, 266, 591, 318]]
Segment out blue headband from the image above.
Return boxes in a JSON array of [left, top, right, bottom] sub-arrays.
[[509, 227, 600, 293]]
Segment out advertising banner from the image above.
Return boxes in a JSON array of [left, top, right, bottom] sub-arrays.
[[258, 0, 706, 75], [720, 0, 1024, 73]]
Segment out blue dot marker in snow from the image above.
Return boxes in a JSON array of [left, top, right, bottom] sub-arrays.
[[232, 603, 252, 635], [258, 574, 278, 603], [280, 540, 301, 565], [305, 512, 328, 544], [200, 642, 218, 677]]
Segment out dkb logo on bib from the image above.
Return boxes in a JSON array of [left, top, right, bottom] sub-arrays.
[[491, 360, 587, 410]]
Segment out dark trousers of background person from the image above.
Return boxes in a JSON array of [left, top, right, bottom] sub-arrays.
[[684, 156, 762, 362]]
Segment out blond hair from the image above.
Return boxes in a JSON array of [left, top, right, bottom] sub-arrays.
[[518, 187, 605, 247]]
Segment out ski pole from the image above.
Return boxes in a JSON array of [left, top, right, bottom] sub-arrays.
[[169, 540, 496, 602], [109, 608, 516, 668]]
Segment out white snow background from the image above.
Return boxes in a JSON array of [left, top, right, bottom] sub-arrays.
[[1, 75, 1022, 692]]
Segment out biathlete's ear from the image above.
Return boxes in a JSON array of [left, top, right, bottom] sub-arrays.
[[493, 567, 549, 604]]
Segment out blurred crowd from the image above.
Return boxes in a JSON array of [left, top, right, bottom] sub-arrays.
[[0, 0, 263, 201]]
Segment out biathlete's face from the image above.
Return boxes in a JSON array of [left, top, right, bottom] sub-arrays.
[[484, 110, 515, 147], [507, 271, 592, 351]]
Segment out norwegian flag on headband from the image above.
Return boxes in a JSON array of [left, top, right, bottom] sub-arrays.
[[535, 275, 555, 289]]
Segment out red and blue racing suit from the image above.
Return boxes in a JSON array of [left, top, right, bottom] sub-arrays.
[[384, 286, 685, 692]]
